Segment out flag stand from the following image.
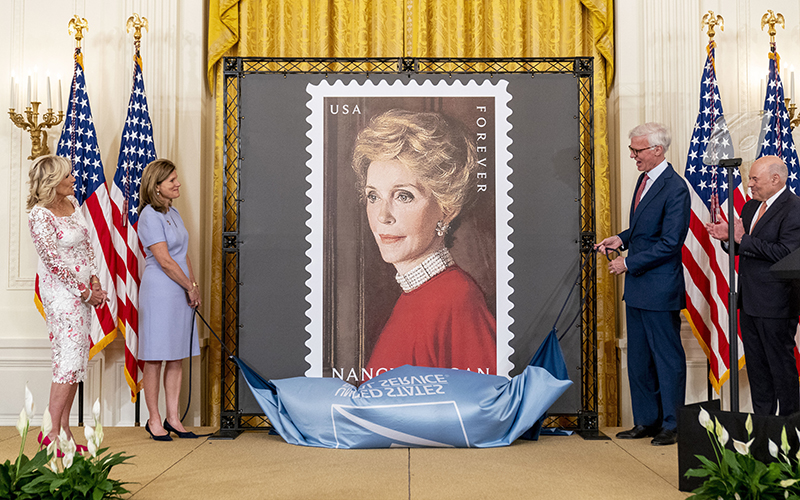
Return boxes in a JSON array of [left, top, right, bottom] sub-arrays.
[[78, 381, 84, 426], [135, 395, 141, 426], [720, 157, 742, 412]]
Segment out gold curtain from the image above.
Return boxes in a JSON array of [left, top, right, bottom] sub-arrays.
[[207, 0, 617, 427]]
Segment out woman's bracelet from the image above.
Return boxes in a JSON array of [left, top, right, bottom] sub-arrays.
[[82, 288, 93, 303]]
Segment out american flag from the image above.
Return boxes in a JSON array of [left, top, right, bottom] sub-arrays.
[[757, 44, 800, 189], [682, 40, 747, 392], [110, 43, 156, 400], [755, 42, 800, 376], [48, 47, 119, 356]]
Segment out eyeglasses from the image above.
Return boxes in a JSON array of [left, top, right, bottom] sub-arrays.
[[628, 145, 657, 157]]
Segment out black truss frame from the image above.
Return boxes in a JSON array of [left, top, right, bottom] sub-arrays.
[[220, 56, 598, 436]]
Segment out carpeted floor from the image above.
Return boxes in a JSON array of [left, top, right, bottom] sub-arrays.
[[0, 426, 690, 499]]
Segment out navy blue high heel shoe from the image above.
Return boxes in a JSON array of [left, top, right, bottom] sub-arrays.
[[145, 421, 172, 441], [163, 419, 198, 439]]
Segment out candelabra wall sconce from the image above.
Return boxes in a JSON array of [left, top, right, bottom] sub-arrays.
[[785, 98, 800, 131], [8, 72, 64, 160]]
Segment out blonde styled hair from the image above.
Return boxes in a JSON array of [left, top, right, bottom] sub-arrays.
[[139, 159, 176, 214], [351, 109, 479, 219], [26, 155, 72, 211]]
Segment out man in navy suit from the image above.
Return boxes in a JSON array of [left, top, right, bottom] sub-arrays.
[[596, 122, 691, 445], [706, 155, 800, 416]]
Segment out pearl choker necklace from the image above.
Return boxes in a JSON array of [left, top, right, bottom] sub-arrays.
[[395, 247, 454, 293]]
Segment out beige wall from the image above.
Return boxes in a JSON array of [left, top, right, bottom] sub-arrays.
[[611, 0, 800, 423], [0, 0, 213, 426]]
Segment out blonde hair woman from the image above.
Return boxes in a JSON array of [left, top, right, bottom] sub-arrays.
[[27, 155, 108, 452], [137, 159, 200, 441]]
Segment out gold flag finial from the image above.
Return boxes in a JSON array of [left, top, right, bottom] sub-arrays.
[[761, 10, 785, 43], [68, 16, 89, 48], [126, 13, 149, 42], [702, 11, 724, 39]]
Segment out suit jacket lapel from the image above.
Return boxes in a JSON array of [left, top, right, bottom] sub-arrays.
[[630, 164, 672, 229], [750, 189, 789, 236]]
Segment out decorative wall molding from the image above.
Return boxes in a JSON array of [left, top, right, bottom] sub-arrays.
[[7, 0, 32, 290], [0, 340, 102, 426]]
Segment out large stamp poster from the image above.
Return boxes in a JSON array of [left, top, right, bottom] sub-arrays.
[[305, 80, 513, 380], [234, 69, 585, 419]]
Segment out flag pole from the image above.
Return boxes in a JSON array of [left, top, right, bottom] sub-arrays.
[[719, 157, 742, 412], [702, 12, 723, 406]]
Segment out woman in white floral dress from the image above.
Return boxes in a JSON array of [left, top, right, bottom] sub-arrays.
[[27, 155, 108, 449]]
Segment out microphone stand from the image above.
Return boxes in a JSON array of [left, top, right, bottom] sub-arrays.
[[719, 157, 742, 412]]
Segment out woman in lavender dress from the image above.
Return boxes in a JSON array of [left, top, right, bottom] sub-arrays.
[[27, 155, 108, 450], [138, 159, 200, 440]]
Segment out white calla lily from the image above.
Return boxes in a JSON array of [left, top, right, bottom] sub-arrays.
[[24, 384, 34, 421], [769, 439, 779, 458], [94, 419, 104, 445], [714, 418, 729, 446], [87, 439, 98, 458], [58, 429, 70, 456], [733, 438, 754, 455], [46, 439, 56, 456], [84, 425, 95, 442], [698, 407, 713, 432], [61, 436, 76, 469], [745, 414, 753, 437], [41, 406, 52, 439], [719, 426, 729, 447], [62, 449, 73, 468], [781, 479, 799, 488], [92, 399, 101, 422], [16, 408, 27, 437], [781, 426, 790, 455]]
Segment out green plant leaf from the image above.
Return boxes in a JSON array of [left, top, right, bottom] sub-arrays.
[[685, 468, 712, 478], [695, 454, 720, 471]]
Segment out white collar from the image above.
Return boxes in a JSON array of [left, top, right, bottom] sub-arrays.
[[763, 185, 787, 210], [644, 159, 668, 182], [395, 247, 454, 293]]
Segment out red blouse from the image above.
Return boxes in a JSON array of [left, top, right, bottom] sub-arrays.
[[365, 266, 496, 378]]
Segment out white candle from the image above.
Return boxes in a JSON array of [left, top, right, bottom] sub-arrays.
[[46, 74, 51, 109], [57, 77, 62, 112], [15, 82, 18, 110], [10, 73, 14, 109], [26, 74, 30, 106], [792, 71, 795, 102], [32, 67, 37, 102]]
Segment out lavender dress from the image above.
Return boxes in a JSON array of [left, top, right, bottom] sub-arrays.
[[138, 204, 199, 361]]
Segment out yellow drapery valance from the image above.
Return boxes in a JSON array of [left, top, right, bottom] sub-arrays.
[[206, 0, 616, 427]]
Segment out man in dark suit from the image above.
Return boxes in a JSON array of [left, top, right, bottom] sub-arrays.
[[706, 155, 800, 416], [596, 122, 691, 445]]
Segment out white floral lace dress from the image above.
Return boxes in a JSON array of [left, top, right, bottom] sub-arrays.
[[29, 196, 96, 384]]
